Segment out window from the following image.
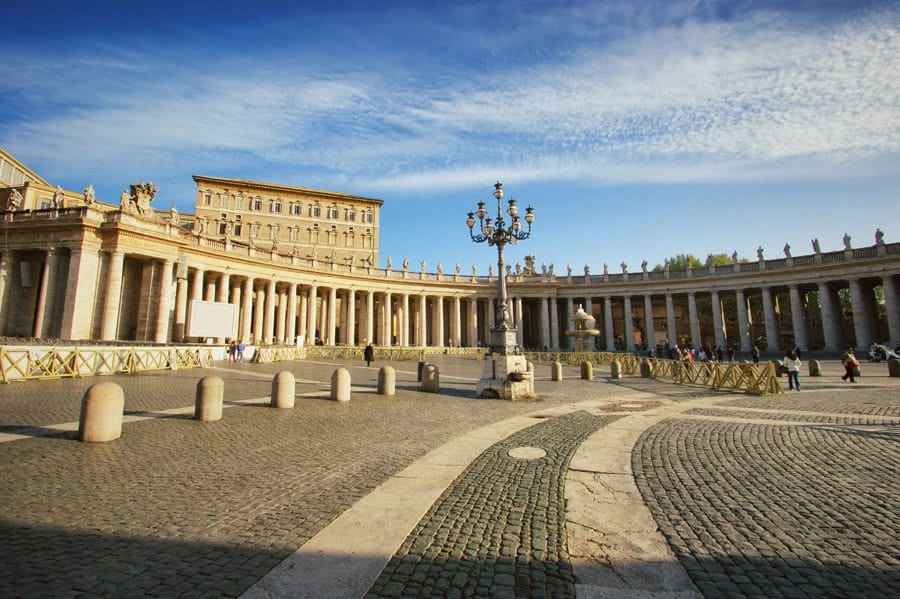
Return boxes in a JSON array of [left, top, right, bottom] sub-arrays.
[[310, 204, 321, 218], [328, 225, 337, 244], [218, 213, 228, 235], [234, 214, 243, 236], [309, 224, 319, 243], [347, 209, 356, 222], [252, 197, 262, 211], [346, 227, 355, 246], [291, 203, 301, 216], [220, 193, 229, 208], [328, 205, 339, 219], [203, 192, 212, 206], [364, 211, 374, 223], [289, 227, 299, 241], [272, 200, 282, 214]]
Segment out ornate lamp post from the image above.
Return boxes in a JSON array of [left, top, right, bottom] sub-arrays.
[[466, 181, 536, 399]]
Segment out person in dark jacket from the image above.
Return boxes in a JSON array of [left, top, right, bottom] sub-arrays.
[[364, 343, 374, 367]]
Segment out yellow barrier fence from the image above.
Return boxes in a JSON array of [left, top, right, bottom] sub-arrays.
[[0, 346, 216, 383]]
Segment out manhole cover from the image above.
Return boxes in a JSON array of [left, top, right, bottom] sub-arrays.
[[508, 446, 547, 460]]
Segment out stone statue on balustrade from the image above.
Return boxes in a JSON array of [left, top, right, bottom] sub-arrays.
[[83, 185, 95, 206], [403, 258, 409, 272], [620, 261, 627, 274], [386, 257, 392, 270], [6, 188, 23, 211], [875, 228, 884, 245], [52, 185, 64, 208], [783, 243, 791, 258], [757, 246, 764, 260], [843, 233, 852, 250], [641, 259, 648, 273], [811, 238, 821, 254]]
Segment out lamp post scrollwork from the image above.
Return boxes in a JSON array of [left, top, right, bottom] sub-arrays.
[[466, 181, 535, 355]]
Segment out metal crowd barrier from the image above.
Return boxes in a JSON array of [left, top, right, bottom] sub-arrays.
[[0, 346, 215, 383]]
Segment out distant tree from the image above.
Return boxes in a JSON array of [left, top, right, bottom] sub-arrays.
[[653, 252, 746, 272]]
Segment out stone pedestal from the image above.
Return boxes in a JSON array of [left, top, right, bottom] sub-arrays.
[[476, 352, 534, 400]]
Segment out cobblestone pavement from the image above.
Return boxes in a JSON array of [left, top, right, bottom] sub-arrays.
[[633, 395, 900, 598], [366, 411, 621, 598], [1, 355, 898, 598]]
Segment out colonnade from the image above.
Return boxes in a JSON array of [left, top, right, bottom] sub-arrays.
[[1, 233, 898, 355]]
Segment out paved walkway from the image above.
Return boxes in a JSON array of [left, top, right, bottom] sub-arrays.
[[0, 355, 897, 598]]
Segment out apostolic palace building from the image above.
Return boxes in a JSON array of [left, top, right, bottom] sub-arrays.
[[1, 147, 898, 355]]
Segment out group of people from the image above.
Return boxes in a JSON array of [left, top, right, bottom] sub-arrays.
[[782, 346, 862, 390], [650, 342, 739, 363], [225, 338, 246, 363]]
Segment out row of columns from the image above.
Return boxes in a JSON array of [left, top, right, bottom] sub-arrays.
[[2, 247, 898, 353]]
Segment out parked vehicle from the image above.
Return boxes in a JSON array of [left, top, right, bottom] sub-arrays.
[[868, 343, 899, 362]]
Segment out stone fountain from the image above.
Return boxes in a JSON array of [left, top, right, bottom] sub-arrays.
[[565, 304, 600, 351]]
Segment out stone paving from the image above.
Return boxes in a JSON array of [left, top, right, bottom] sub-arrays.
[[0, 354, 898, 598]]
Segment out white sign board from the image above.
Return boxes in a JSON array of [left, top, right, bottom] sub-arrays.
[[187, 300, 237, 338]]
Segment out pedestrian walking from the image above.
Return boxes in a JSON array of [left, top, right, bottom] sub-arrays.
[[236, 340, 245, 363], [364, 343, 374, 367], [751, 345, 760, 364], [784, 349, 801, 391], [841, 347, 859, 383]]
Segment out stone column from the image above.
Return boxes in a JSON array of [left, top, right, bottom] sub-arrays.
[[417, 294, 427, 346], [817, 281, 839, 351], [623, 296, 634, 351], [711, 291, 726, 350], [882, 276, 900, 347], [788, 285, 808, 351], [549, 296, 560, 350], [241, 278, 253, 343], [264, 279, 277, 344], [204, 276, 216, 302], [307, 285, 318, 344], [276, 288, 287, 344], [761, 287, 780, 351], [172, 274, 188, 343], [31, 248, 56, 337], [401, 293, 410, 346], [515, 296, 524, 347], [287, 282, 298, 345], [563, 297, 575, 350], [0, 253, 10, 335], [319, 291, 329, 345], [366, 290, 375, 344], [643, 294, 655, 350], [466, 297, 477, 348], [540, 296, 551, 350], [384, 291, 393, 346], [60, 247, 100, 340], [849, 278, 872, 349], [253, 285, 265, 344], [665, 293, 677, 346], [230, 283, 242, 340], [346, 288, 356, 346], [453, 296, 462, 347], [735, 289, 750, 351], [154, 259, 174, 343], [436, 295, 445, 347], [604, 296, 615, 350], [327, 286, 338, 345], [688, 292, 700, 348], [298, 289, 308, 341]]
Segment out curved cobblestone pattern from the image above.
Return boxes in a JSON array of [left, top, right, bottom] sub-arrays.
[[366, 411, 620, 598], [633, 418, 900, 598], [683, 407, 900, 425], [723, 394, 900, 418]]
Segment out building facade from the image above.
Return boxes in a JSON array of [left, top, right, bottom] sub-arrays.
[[1, 147, 898, 352]]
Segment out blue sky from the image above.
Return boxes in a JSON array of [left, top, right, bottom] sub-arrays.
[[1, 0, 898, 274]]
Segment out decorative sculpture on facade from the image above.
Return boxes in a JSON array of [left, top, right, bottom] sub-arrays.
[[783, 243, 791, 258], [843, 233, 852, 250], [83, 185, 95, 206], [6, 188, 23, 211]]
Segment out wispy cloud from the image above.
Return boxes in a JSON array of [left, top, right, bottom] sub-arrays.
[[0, 1, 897, 198]]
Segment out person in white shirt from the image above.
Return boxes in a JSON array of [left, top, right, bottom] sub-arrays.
[[784, 349, 802, 391]]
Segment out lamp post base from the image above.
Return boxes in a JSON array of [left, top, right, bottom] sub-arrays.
[[476, 352, 535, 400]]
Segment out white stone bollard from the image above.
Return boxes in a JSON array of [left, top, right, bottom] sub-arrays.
[[377, 366, 396, 396], [421, 364, 440, 393], [78, 382, 125, 442], [271, 371, 296, 408], [195, 376, 224, 422], [551, 361, 563, 381], [331, 368, 351, 401], [580, 361, 593, 380], [611, 360, 622, 379]]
